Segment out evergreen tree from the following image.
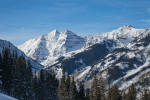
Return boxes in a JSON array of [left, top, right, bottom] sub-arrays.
[[52, 71, 59, 100], [58, 68, 67, 100], [127, 83, 136, 100], [20, 55, 27, 99], [33, 71, 38, 100], [122, 91, 127, 100], [111, 84, 121, 100], [26, 57, 33, 98], [13, 56, 21, 99], [90, 73, 99, 100], [45, 71, 58, 100], [45, 72, 52, 100], [1, 47, 12, 95], [107, 84, 112, 100], [11, 50, 17, 95], [29, 77, 34, 100], [85, 89, 90, 100], [78, 81, 85, 100], [8, 51, 14, 96], [70, 76, 78, 100], [39, 69, 46, 100], [0, 53, 3, 89], [66, 73, 71, 100], [98, 74, 106, 100], [51, 71, 56, 99], [141, 88, 149, 100], [89, 85, 94, 100]]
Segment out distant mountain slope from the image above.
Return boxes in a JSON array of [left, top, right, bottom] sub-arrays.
[[43, 39, 117, 78], [85, 25, 145, 46], [15, 25, 150, 97], [16, 25, 145, 68], [73, 28, 150, 90], [0, 39, 44, 72], [17, 30, 85, 67]]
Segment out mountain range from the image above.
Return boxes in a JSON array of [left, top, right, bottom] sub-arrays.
[[16, 25, 144, 67], [14, 25, 150, 96]]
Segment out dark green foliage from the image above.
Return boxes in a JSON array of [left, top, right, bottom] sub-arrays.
[[98, 74, 106, 100], [58, 68, 68, 100], [85, 89, 90, 100], [0, 46, 59, 100], [46, 71, 58, 100], [111, 84, 121, 100], [66, 73, 71, 100], [78, 81, 85, 100], [141, 88, 149, 100], [90, 73, 105, 100], [70, 76, 78, 100], [107, 84, 112, 100], [29, 77, 34, 100], [90, 73, 100, 100], [0, 53, 3, 90], [1, 47, 14, 95], [127, 83, 136, 100], [38, 69, 47, 100], [122, 91, 127, 100], [33, 71, 38, 99]]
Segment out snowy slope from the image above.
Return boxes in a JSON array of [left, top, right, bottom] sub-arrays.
[[17, 30, 85, 67], [85, 25, 144, 47], [0, 39, 44, 72], [17, 25, 145, 68], [73, 28, 150, 91], [15, 25, 150, 98], [0, 93, 17, 100], [42, 39, 117, 79]]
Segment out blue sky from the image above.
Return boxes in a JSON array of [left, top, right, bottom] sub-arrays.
[[0, 0, 150, 45]]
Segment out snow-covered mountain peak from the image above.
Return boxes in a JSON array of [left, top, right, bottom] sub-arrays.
[[16, 26, 146, 67], [84, 25, 145, 47], [60, 30, 77, 36], [47, 29, 60, 40], [17, 30, 85, 66], [122, 25, 134, 29]]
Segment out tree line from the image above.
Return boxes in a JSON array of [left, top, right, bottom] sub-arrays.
[[0, 46, 150, 100], [0, 46, 58, 100], [58, 69, 150, 100]]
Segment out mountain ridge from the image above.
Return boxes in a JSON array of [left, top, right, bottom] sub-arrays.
[[16, 25, 145, 68], [15, 25, 150, 97]]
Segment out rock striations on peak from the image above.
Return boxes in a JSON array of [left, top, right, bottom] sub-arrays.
[[17, 29, 85, 66]]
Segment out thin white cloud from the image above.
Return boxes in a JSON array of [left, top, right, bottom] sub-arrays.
[[107, 16, 121, 19], [50, 5, 87, 13], [141, 20, 150, 24], [103, 0, 129, 7], [148, 8, 150, 12], [103, 0, 150, 7], [49, 2, 87, 14]]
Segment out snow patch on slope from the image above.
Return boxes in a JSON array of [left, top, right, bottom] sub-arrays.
[[0, 93, 17, 100]]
